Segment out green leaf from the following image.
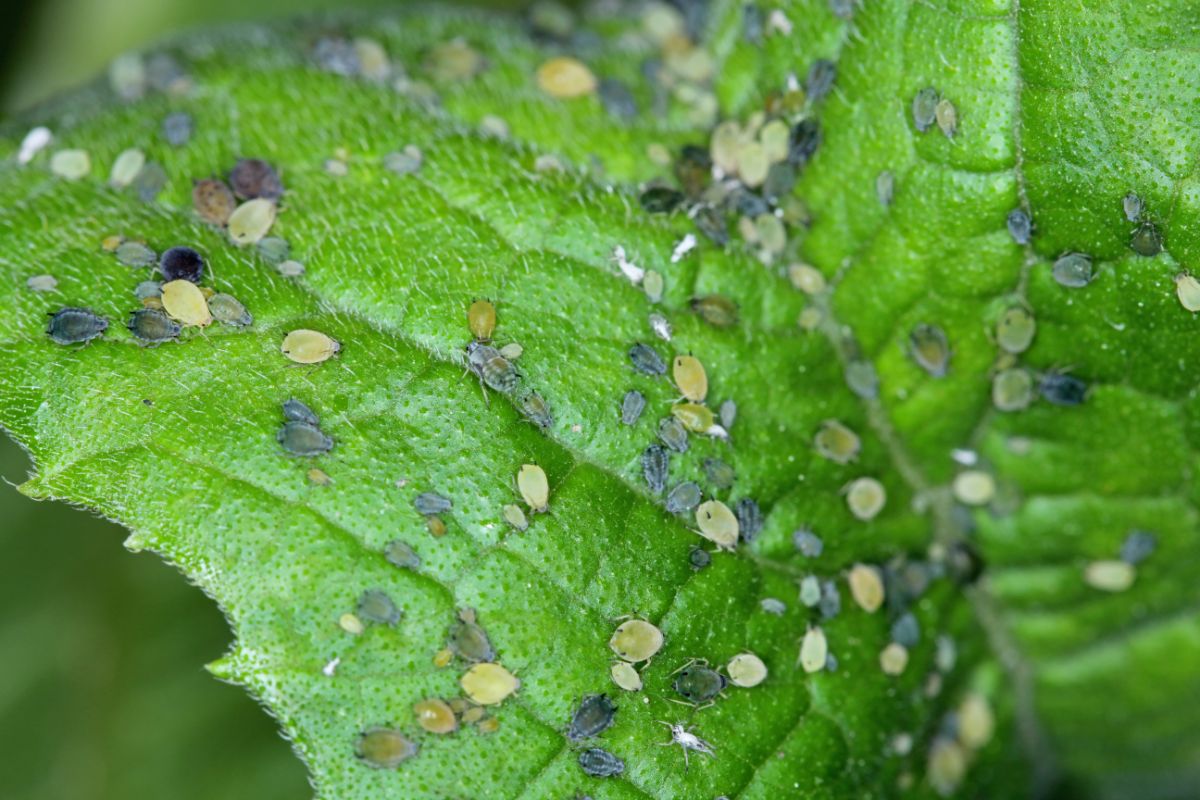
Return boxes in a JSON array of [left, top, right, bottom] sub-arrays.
[[0, 2, 1194, 798]]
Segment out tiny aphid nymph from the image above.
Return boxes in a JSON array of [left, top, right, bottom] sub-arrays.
[[283, 398, 319, 426], [413, 492, 452, 516], [277, 421, 333, 456], [658, 415, 690, 452], [642, 444, 669, 493], [912, 88, 939, 132], [1052, 253, 1093, 288], [517, 464, 549, 512], [518, 391, 553, 429], [848, 564, 885, 612], [799, 626, 827, 673], [357, 589, 402, 625], [449, 613, 496, 662], [996, 306, 1035, 354], [629, 342, 667, 375], [910, 324, 950, 377], [355, 727, 418, 769], [467, 299, 496, 340], [460, 662, 519, 705], [208, 293, 253, 327], [666, 482, 702, 514], [845, 477, 886, 520], [621, 390, 646, 425]]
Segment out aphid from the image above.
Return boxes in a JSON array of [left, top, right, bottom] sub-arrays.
[[1130, 221, 1162, 256], [695, 500, 739, 550], [598, 77, 638, 118], [1052, 252, 1093, 288], [879, 642, 909, 675], [666, 482, 702, 514], [806, 58, 836, 103], [992, 368, 1034, 411], [536, 56, 597, 99], [116, 241, 157, 268], [793, 528, 823, 557], [1006, 209, 1032, 245], [17, 126, 52, 164], [690, 294, 738, 328], [465, 341, 520, 393], [413, 698, 457, 734], [257, 236, 290, 265], [282, 398, 319, 425], [845, 477, 886, 520], [461, 706, 485, 725], [1123, 192, 1144, 222], [958, 693, 995, 749], [47, 307, 108, 345], [229, 157, 283, 200], [934, 98, 958, 137], [1119, 529, 1157, 565], [499, 343, 523, 360], [338, 612, 364, 635], [109, 147, 145, 188], [760, 119, 790, 164], [208, 293, 253, 327], [688, 546, 711, 570], [158, 245, 205, 283], [228, 198, 277, 246], [642, 444, 669, 494], [277, 260, 305, 277], [355, 727, 418, 768], [891, 612, 920, 647], [511, 390, 552, 429], [734, 498, 763, 542], [672, 355, 708, 402], [567, 694, 617, 741], [1175, 274, 1200, 312], [277, 421, 333, 456], [384, 145, 424, 177], [464, 298, 497, 341], [518, 464, 549, 512], [127, 308, 181, 343], [610, 661, 643, 692], [725, 652, 767, 688], [910, 324, 950, 376], [928, 737, 967, 796], [50, 149, 91, 180], [357, 589, 402, 625], [307, 467, 332, 486], [799, 626, 827, 673], [799, 576, 821, 607], [658, 416, 690, 452], [671, 403, 713, 434], [649, 313, 672, 341], [788, 263, 826, 295], [414, 492, 452, 515], [935, 635, 957, 673], [876, 170, 895, 206], [384, 540, 420, 570], [912, 88, 939, 133], [577, 748, 624, 778], [848, 564, 885, 612], [673, 661, 727, 705], [499, 503, 529, 533], [609, 619, 664, 662], [818, 581, 841, 619], [640, 186, 685, 214], [134, 280, 162, 301], [737, 141, 769, 188], [675, 146, 712, 198], [162, 111, 193, 147], [26, 274, 57, 292], [996, 306, 1035, 354], [952, 470, 995, 506], [788, 118, 821, 166], [450, 611, 496, 662], [425, 38, 485, 81], [659, 721, 715, 767], [282, 329, 340, 364], [761, 597, 786, 615], [193, 178, 237, 225], [476, 717, 501, 735], [1084, 560, 1135, 592], [844, 360, 878, 399], [133, 161, 167, 201], [629, 343, 666, 375], [461, 663, 519, 705], [717, 401, 736, 432], [1039, 371, 1087, 406], [703, 457, 735, 489]]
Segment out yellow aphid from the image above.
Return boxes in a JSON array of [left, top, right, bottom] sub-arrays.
[[307, 467, 332, 486], [536, 57, 597, 99], [879, 642, 909, 675], [694, 499, 739, 549], [281, 329, 340, 364], [727, 652, 768, 687], [461, 706, 485, 724], [227, 197, 276, 245], [477, 716, 500, 735], [356, 727, 418, 769], [788, 263, 826, 295], [610, 661, 643, 692], [799, 626, 827, 673], [433, 648, 453, 668], [460, 662, 519, 705], [502, 503, 529, 532], [797, 307, 823, 331], [814, 419, 860, 463], [848, 564, 885, 612], [338, 612, 365, 636], [672, 402, 714, 433], [608, 619, 664, 663], [468, 299, 496, 340], [414, 698, 458, 734], [845, 477, 886, 520], [952, 471, 995, 506], [1176, 273, 1200, 312], [928, 738, 967, 796], [161, 279, 212, 326], [672, 355, 708, 402], [1084, 560, 1135, 592], [101, 234, 123, 252], [957, 692, 995, 749], [517, 464, 549, 513], [109, 148, 145, 188]]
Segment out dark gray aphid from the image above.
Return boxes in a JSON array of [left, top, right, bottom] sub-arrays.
[[639, 186, 684, 214], [357, 589, 402, 625], [629, 343, 666, 375], [621, 390, 646, 425], [818, 579, 841, 619], [692, 205, 729, 246], [47, 307, 108, 345], [735, 498, 763, 541], [282, 398, 319, 426], [806, 59, 836, 103], [1130, 221, 1162, 256], [793, 528, 823, 558], [567, 694, 617, 741], [1039, 372, 1087, 406], [762, 161, 797, 201], [657, 416, 689, 453], [518, 391, 554, 429], [673, 663, 727, 705], [666, 481, 702, 514], [127, 308, 181, 343], [162, 111, 193, 147], [733, 189, 771, 218], [229, 157, 284, 200], [598, 78, 638, 119], [159, 245, 205, 283], [891, 612, 920, 647], [414, 492, 452, 515], [912, 88, 940, 132], [688, 547, 711, 570], [642, 444, 669, 494], [384, 540, 420, 570], [824, 652, 839, 672], [277, 421, 334, 456], [145, 52, 185, 91], [449, 617, 495, 662], [703, 458, 735, 489], [578, 748, 624, 778], [743, 3, 763, 44], [787, 119, 821, 167], [1006, 209, 1032, 245], [1120, 529, 1157, 565], [466, 341, 520, 393]]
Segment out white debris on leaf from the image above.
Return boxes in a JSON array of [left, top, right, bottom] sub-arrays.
[[767, 9, 794, 35], [612, 245, 644, 284], [17, 127, 52, 164], [322, 656, 340, 677], [671, 233, 697, 263]]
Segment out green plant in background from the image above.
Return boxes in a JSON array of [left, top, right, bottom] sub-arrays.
[[1, 1, 1198, 798]]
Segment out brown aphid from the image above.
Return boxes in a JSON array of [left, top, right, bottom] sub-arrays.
[[229, 157, 283, 200], [414, 698, 458, 734], [673, 355, 708, 402], [468, 299, 496, 340], [427, 515, 447, 537], [193, 179, 237, 225], [355, 727, 418, 769]]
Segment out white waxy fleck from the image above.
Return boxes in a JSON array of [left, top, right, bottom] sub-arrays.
[[50, 149, 91, 180], [517, 464, 549, 513], [227, 198, 277, 246], [957, 692, 995, 749], [727, 652, 768, 687], [610, 661, 643, 692], [612, 245, 644, 284], [281, 329, 340, 364], [1084, 560, 1135, 592], [109, 148, 145, 188], [845, 477, 886, 520], [814, 419, 860, 463], [766, 8, 793, 35], [695, 500, 739, 550], [460, 662, 520, 705], [322, 656, 340, 676], [848, 564, 885, 613], [788, 263, 826, 295], [671, 233, 697, 263], [952, 471, 995, 506], [1176, 274, 1200, 312], [799, 626, 827, 673], [18, 126, 52, 164], [161, 279, 212, 327], [609, 619, 664, 663], [879, 642, 909, 675], [26, 274, 57, 292]]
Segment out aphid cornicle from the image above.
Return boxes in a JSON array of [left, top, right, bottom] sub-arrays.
[[277, 421, 333, 456], [629, 342, 667, 375], [357, 589, 402, 625], [578, 748, 624, 778], [642, 444, 669, 494], [621, 390, 646, 425], [47, 307, 108, 345], [567, 694, 617, 741], [127, 308, 181, 344], [465, 341, 519, 394], [673, 661, 727, 705], [355, 727, 418, 768]]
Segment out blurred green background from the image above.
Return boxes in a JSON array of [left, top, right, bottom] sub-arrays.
[[0, 1, 539, 798]]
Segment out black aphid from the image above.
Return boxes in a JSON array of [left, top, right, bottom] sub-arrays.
[[1039, 372, 1087, 406], [629, 343, 666, 375], [414, 492, 452, 515], [277, 421, 334, 456], [229, 157, 283, 200], [127, 308, 181, 343], [639, 186, 684, 214], [806, 59, 836, 103], [787, 119, 821, 167], [159, 245, 205, 283], [282, 398, 319, 425], [673, 663, 727, 704], [1006, 209, 1032, 245], [666, 481, 702, 514], [577, 748, 624, 778], [357, 589, 402, 625], [384, 539, 420, 570], [567, 694, 617, 741], [47, 307, 107, 345], [621, 390, 646, 425], [735, 498, 763, 541], [642, 444, 669, 494]]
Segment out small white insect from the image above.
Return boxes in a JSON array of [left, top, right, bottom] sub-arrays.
[[612, 245, 644, 284], [17, 126, 52, 164], [658, 721, 715, 768], [670, 233, 697, 263], [766, 8, 793, 35]]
